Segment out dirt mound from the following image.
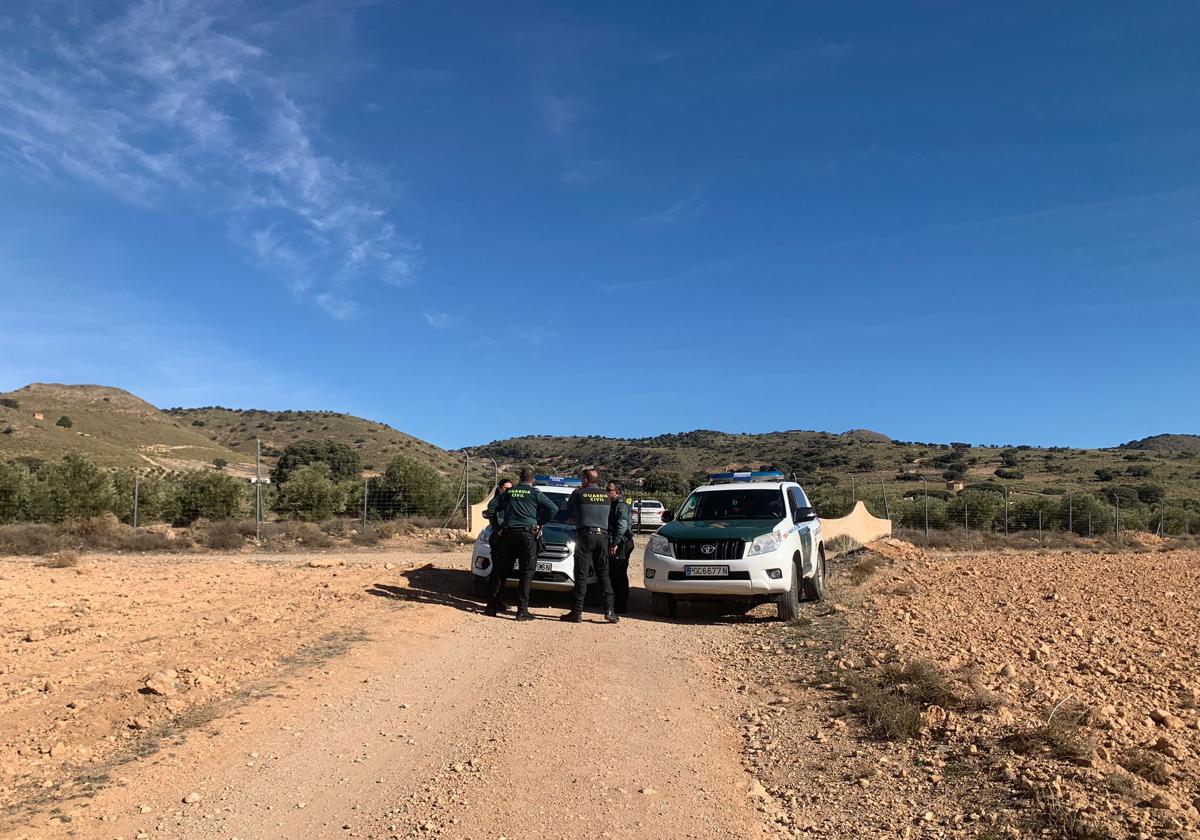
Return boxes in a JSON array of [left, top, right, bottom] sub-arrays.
[[865, 536, 922, 563]]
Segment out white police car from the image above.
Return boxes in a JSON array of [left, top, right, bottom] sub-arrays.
[[469, 475, 598, 598], [643, 471, 825, 620]]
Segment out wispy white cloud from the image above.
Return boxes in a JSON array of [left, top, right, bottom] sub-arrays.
[[0, 0, 416, 317], [423, 310, 456, 329], [635, 191, 708, 227], [539, 91, 581, 137]]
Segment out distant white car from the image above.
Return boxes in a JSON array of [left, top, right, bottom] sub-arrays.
[[630, 499, 666, 531]]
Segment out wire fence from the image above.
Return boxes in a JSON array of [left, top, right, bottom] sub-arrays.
[[807, 472, 1199, 537], [2, 457, 1198, 540], [0, 454, 485, 532]]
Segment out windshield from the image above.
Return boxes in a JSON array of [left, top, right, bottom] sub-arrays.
[[546, 492, 575, 524], [677, 488, 785, 521]]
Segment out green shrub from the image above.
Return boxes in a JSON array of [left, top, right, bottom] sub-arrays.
[[204, 520, 244, 550], [169, 470, 246, 525], [55, 415, 73, 429], [0, 397, 19, 409], [275, 463, 346, 522], [29, 455, 115, 522], [271, 439, 363, 485]]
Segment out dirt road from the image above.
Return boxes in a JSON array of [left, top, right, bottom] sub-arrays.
[[2, 542, 772, 840]]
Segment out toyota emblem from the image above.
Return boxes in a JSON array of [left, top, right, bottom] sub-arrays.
[[700, 543, 717, 555]]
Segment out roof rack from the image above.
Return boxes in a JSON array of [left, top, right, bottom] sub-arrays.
[[707, 470, 786, 484], [534, 474, 582, 488]]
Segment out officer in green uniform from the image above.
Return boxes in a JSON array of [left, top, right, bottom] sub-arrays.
[[560, 468, 618, 624], [487, 467, 559, 620], [607, 481, 634, 614], [482, 477, 513, 610]]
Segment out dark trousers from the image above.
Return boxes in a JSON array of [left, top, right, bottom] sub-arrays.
[[492, 529, 537, 611], [611, 535, 634, 613], [573, 529, 614, 613], [487, 531, 506, 601]]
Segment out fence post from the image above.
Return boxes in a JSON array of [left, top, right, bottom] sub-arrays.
[[920, 475, 929, 537], [1088, 511, 1093, 537], [849, 474, 855, 502], [1068, 493, 1073, 534], [1003, 485, 1009, 536], [1037, 509, 1042, 536], [255, 437, 262, 541], [1112, 494, 1120, 536], [362, 478, 369, 530], [1158, 499, 1165, 537], [463, 452, 470, 530], [963, 497, 969, 536], [879, 475, 890, 521], [133, 475, 140, 529]]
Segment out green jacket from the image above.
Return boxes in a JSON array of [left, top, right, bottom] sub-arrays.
[[609, 498, 632, 546], [494, 483, 559, 530], [484, 491, 506, 531]]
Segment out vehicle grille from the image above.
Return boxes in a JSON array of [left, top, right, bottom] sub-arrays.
[[538, 543, 571, 561], [671, 539, 745, 561]]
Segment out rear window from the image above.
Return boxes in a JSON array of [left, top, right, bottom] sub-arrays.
[[636, 501, 663, 509], [677, 488, 785, 521]]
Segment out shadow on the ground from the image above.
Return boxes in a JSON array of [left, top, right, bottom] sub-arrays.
[[366, 563, 789, 626]]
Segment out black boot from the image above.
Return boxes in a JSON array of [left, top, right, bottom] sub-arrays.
[[604, 612, 620, 624], [559, 611, 583, 623], [483, 599, 499, 618], [515, 610, 535, 622]]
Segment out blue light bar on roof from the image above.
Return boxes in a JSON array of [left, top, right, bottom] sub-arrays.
[[707, 470, 786, 483], [534, 474, 582, 487]]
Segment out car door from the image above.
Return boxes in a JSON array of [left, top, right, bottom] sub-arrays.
[[787, 486, 815, 577]]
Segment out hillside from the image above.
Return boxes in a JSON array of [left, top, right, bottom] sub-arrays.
[[0, 384, 248, 472], [165, 406, 479, 480], [1120, 433, 1200, 454], [473, 428, 1200, 507]]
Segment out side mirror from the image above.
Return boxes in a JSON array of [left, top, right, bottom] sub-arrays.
[[793, 506, 817, 523], [661, 510, 675, 523]]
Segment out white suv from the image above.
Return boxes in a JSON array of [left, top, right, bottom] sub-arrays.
[[630, 499, 666, 531], [643, 472, 825, 620]]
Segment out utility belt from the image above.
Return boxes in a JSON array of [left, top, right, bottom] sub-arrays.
[[506, 526, 538, 533], [579, 526, 607, 534]]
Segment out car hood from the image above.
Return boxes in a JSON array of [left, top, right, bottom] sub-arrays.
[[659, 520, 781, 541], [480, 523, 575, 545]]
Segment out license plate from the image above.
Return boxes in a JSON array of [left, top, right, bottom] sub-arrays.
[[685, 565, 729, 577], [536, 561, 553, 573]]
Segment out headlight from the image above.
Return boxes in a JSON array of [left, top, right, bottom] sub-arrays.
[[647, 534, 673, 557], [566, 540, 576, 554], [746, 532, 782, 556]]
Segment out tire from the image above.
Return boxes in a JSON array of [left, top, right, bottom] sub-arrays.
[[776, 556, 802, 621], [651, 592, 677, 618], [802, 545, 827, 602], [472, 574, 491, 599]]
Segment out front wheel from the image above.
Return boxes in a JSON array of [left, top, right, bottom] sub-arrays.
[[651, 592, 677, 618], [472, 574, 491, 599], [802, 546, 827, 602], [777, 557, 802, 621]]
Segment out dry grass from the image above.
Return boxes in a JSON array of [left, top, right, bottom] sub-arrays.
[[205, 520, 244, 550], [843, 552, 886, 586], [879, 659, 960, 708], [842, 675, 923, 741], [1002, 699, 1094, 764], [0, 523, 68, 555], [38, 550, 79, 568], [825, 534, 861, 555], [840, 658, 960, 742], [1033, 788, 1120, 840], [964, 671, 1006, 710]]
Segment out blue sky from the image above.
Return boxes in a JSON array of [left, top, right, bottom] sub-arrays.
[[1, 1, 1197, 450]]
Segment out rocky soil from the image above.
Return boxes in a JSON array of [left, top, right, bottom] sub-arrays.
[[721, 539, 1200, 839]]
